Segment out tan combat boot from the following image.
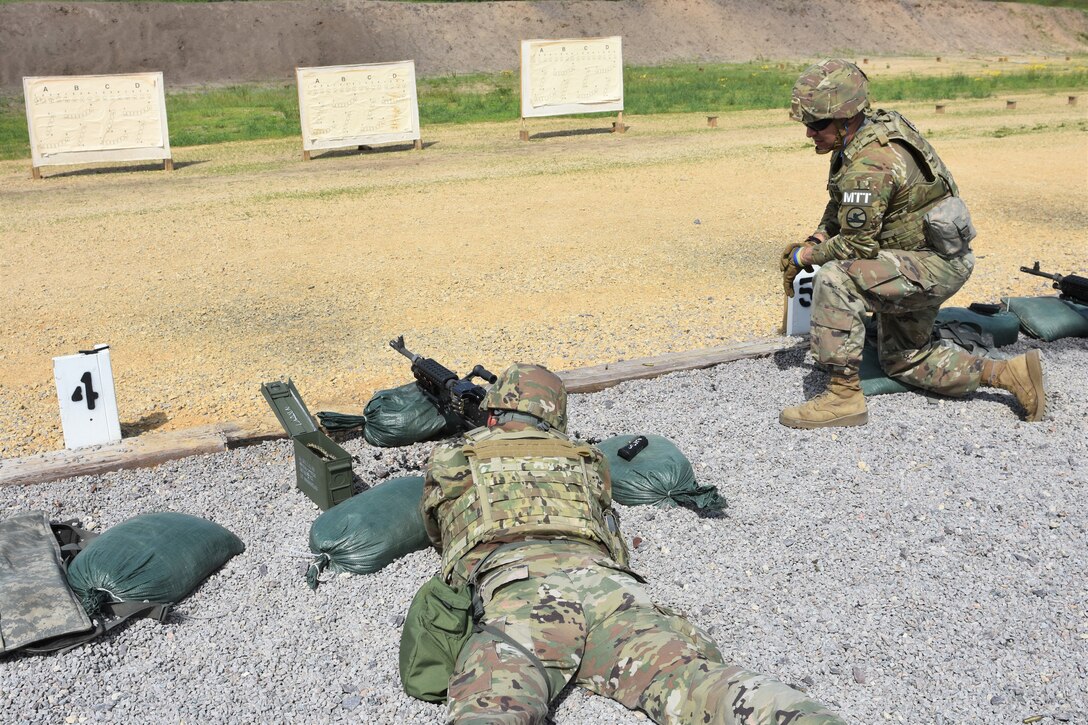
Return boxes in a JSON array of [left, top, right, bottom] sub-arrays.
[[780, 375, 868, 429], [981, 349, 1047, 421]]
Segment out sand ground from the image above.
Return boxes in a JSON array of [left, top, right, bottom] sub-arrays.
[[1, 79, 1086, 460]]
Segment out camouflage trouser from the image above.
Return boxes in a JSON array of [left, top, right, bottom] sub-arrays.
[[447, 541, 845, 725], [810, 249, 985, 396]]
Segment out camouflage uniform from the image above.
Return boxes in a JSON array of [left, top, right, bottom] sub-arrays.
[[791, 59, 983, 395], [422, 363, 845, 725], [807, 109, 983, 394]]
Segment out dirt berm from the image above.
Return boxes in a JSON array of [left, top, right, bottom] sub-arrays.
[[2, 0, 1087, 88]]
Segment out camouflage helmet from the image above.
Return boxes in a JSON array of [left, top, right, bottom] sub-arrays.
[[482, 363, 568, 432], [790, 59, 870, 124]]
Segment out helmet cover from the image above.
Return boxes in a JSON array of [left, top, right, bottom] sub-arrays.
[[482, 363, 568, 432], [790, 58, 870, 124]]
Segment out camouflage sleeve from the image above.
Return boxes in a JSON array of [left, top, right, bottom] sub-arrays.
[[815, 197, 841, 239], [591, 446, 613, 509], [810, 154, 899, 265], [421, 442, 473, 551]]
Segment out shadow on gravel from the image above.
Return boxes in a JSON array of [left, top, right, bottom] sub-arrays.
[[772, 347, 807, 370], [43, 160, 206, 179], [801, 368, 829, 399], [120, 411, 169, 437]]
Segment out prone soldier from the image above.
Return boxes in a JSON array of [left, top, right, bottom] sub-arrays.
[[421, 362, 846, 724]]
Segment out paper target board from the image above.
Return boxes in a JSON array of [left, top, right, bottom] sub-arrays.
[[23, 73, 171, 170], [296, 61, 421, 151], [520, 37, 623, 118]]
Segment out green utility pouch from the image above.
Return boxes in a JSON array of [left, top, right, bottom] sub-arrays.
[[0, 513, 95, 656], [398, 574, 474, 703]]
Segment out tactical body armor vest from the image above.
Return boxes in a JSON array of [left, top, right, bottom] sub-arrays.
[[436, 428, 614, 579], [830, 110, 960, 251]]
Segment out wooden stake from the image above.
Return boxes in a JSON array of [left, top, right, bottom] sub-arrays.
[[613, 111, 625, 134], [519, 118, 529, 142], [707, 115, 719, 128], [414, 138, 423, 150], [935, 104, 945, 114], [31, 166, 41, 180], [302, 150, 311, 161], [1069, 96, 1078, 107], [1006, 100, 1017, 110], [163, 158, 174, 172]]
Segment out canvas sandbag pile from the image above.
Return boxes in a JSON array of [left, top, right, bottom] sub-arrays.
[[0, 511, 243, 656]]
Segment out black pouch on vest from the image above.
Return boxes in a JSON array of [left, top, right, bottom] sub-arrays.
[[923, 196, 976, 257]]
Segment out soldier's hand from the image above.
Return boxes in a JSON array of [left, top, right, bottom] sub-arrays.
[[781, 240, 816, 297], [783, 262, 801, 297]]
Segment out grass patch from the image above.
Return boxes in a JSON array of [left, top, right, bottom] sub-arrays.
[[1, 62, 1085, 160]]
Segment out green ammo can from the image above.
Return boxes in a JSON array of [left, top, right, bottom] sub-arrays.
[[260, 379, 355, 511]]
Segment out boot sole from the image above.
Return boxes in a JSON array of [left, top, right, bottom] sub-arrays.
[[1025, 349, 1047, 422], [779, 410, 869, 429]]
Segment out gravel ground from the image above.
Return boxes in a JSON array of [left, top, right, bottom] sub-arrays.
[[1, 337, 1085, 724]]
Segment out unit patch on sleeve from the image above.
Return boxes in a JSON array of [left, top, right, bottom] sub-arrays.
[[845, 207, 868, 229], [841, 190, 874, 205]]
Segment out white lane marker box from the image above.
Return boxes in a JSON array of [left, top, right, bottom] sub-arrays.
[[53, 344, 122, 449]]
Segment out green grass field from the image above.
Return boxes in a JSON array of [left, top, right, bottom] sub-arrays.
[[2, 61, 1086, 160]]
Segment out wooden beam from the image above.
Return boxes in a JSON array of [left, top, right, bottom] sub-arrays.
[[0, 425, 228, 487], [559, 337, 804, 393], [1, 337, 806, 486]]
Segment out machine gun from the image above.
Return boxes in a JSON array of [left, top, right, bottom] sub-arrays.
[[1020, 262, 1088, 304], [389, 336, 498, 431]]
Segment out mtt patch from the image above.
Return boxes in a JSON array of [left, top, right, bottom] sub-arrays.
[[841, 189, 874, 205], [845, 207, 868, 229]]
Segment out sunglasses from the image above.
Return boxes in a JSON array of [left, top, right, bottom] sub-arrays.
[[804, 118, 835, 132]]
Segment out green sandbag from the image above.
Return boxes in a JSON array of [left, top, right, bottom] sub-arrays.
[[598, 435, 726, 512], [1004, 296, 1088, 342], [307, 476, 430, 589], [936, 307, 1020, 347], [66, 513, 244, 618], [363, 383, 460, 448], [860, 341, 911, 396]]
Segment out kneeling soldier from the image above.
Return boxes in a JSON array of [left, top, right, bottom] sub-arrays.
[[781, 58, 1046, 428], [422, 362, 846, 724]]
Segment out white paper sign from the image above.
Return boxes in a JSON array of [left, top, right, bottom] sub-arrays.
[[296, 61, 421, 151], [54, 345, 122, 450], [520, 37, 624, 118], [785, 266, 821, 336], [23, 72, 171, 168]]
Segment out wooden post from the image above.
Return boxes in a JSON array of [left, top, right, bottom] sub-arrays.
[[1006, 100, 1017, 110], [31, 166, 41, 180], [414, 138, 423, 150], [707, 115, 719, 128], [163, 158, 174, 172], [302, 150, 311, 161], [519, 118, 529, 142], [935, 104, 945, 114], [612, 111, 625, 134], [862, 58, 869, 65], [936, 57, 942, 63], [1069, 96, 1078, 107]]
